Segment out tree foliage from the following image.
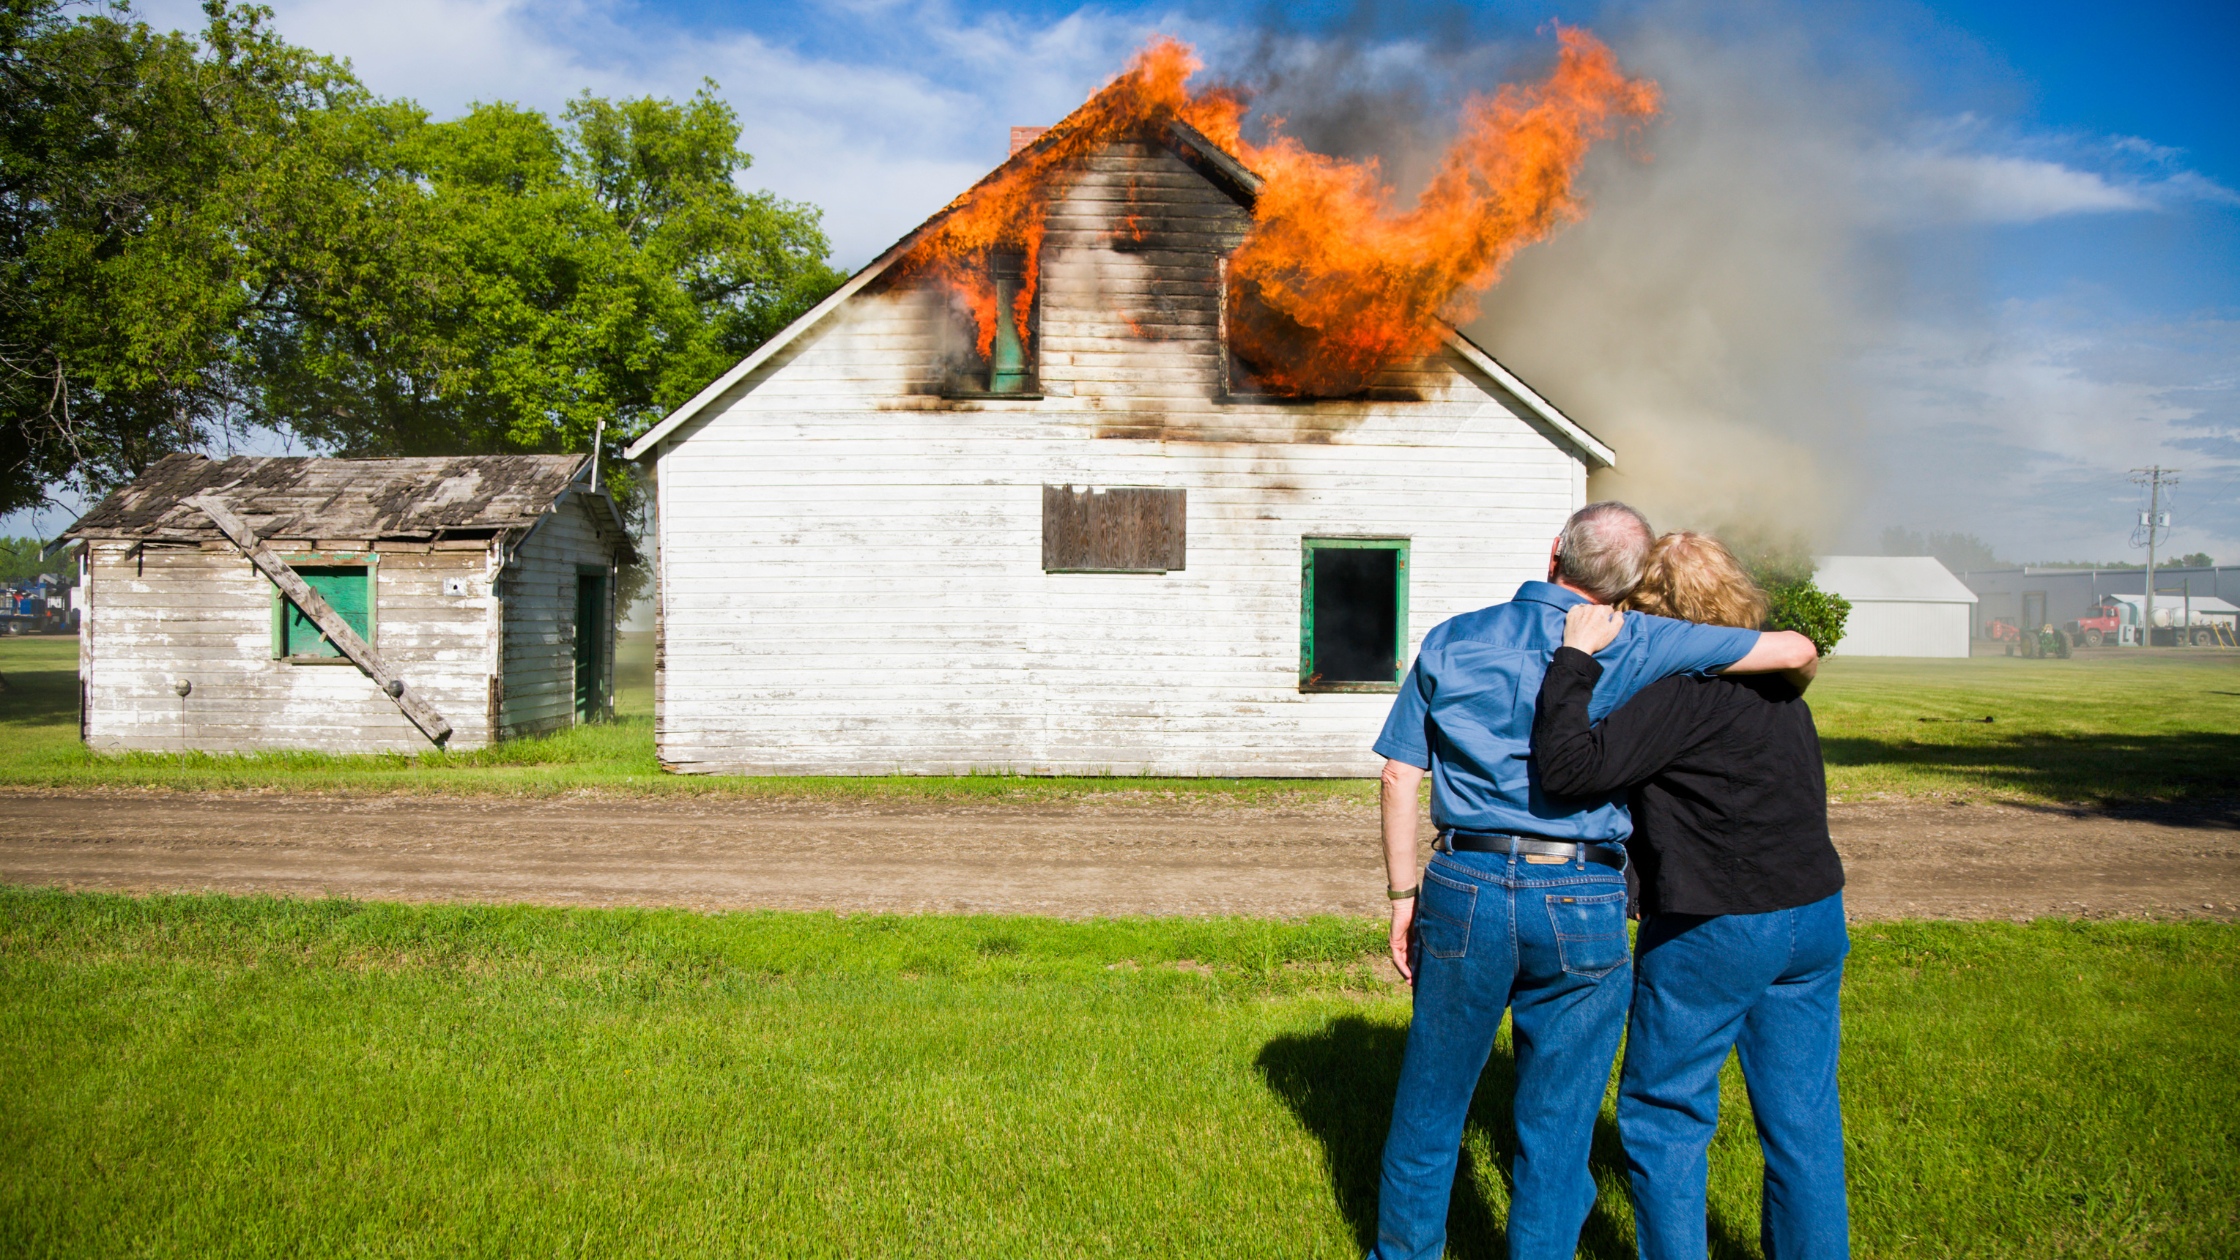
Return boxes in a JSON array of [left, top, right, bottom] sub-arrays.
[[1764, 578, 1851, 657], [1715, 524, 1850, 655], [0, 0, 843, 514]]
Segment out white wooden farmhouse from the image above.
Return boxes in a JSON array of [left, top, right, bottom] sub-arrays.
[[625, 122, 1615, 776], [66, 453, 631, 753]]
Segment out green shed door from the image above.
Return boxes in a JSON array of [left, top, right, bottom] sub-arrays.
[[281, 566, 370, 658], [574, 571, 607, 722]]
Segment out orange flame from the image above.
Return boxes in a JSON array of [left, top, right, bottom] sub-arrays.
[[895, 29, 1658, 395]]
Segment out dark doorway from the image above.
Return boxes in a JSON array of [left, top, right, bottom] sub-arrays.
[[574, 569, 608, 722], [1302, 539, 1409, 690]]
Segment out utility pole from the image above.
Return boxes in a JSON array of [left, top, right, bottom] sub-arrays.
[[2131, 466, 2179, 646]]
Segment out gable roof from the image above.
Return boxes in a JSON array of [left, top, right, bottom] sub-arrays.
[[66, 452, 624, 549], [625, 120, 1613, 468], [1815, 556, 1979, 604]]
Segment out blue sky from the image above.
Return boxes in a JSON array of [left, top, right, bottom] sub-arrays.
[[14, 0, 2236, 565]]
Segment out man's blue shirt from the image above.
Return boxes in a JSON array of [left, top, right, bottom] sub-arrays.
[[1373, 581, 1760, 842]]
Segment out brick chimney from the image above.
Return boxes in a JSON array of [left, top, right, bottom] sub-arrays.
[[1010, 126, 1049, 155]]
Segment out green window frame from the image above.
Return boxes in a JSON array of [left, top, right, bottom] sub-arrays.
[[270, 555, 376, 660], [1300, 537, 1409, 693]]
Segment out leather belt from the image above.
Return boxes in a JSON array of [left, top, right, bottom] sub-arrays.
[[1437, 830, 1626, 870]]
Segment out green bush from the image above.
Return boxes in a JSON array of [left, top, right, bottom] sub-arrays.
[[1765, 578, 1851, 656]]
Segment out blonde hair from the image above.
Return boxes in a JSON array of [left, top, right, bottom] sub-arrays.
[[1622, 532, 1768, 630]]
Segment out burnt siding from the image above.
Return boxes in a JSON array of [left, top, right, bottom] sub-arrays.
[[80, 540, 504, 754], [650, 139, 1590, 776]]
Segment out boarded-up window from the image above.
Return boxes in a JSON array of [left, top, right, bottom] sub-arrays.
[[275, 565, 372, 658], [1300, 538, 1408, 691], [1042, 486, 1185, 573]]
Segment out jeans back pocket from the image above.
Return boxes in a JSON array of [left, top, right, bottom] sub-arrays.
[[1547, 890, 1629, 978], [1418, 868, 1477, 960]]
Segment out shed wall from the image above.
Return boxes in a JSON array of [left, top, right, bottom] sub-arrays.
[[499, 492, 618, 737], [81, 541, 502, 753], [650, 143, 1592, 776]]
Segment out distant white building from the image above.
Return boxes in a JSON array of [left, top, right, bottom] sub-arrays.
[[1815, 556, 1978, 658]]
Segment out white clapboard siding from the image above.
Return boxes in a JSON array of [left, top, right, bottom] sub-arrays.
[[498, 492, 616, 738], [80, 541, 504, 753], [647, 139, 1595, 776]]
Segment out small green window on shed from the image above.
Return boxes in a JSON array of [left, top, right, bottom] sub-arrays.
[[1300, 538, 1409, 692], [273, 564, 373, 659]]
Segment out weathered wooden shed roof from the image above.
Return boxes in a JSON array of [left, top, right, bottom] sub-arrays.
[[67, 452, 618, 546]]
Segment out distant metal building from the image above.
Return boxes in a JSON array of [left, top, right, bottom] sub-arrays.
[[65, 453, 632, 753], [1960, 565, 2238, 641], [1816, 556, 1978, 658]]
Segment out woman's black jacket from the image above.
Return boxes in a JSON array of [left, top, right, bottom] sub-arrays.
[[1531, 645, 1844, 918]]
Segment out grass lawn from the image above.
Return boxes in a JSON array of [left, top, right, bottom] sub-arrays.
[[3, 636, 2235, 803], [1, 890, 2233, 1257]]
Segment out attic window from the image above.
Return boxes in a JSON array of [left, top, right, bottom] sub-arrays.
[[946, 253, 1039, 397], [1300, 538, 1408, 692], [1042, 485, 1185, 573], [1216, 257, 1278, 400]]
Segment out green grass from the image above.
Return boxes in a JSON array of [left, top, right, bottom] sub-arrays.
[[4, 637, 2235, 804], [1, 890, 2233, 1257], [1809, 652, 2240, 802]]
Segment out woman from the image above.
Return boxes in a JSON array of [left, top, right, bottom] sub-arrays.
[[1530, 532, 1850, 1260]]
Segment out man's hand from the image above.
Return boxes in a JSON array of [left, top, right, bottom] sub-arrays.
[[1563, 604, 1625, 654], [1390, 896, 1416, 984]]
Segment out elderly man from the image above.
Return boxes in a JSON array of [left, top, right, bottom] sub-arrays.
[[1368, 502, 1819, 1260]]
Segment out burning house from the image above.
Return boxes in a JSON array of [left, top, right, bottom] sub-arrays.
[[626, 35, 1652, 775]]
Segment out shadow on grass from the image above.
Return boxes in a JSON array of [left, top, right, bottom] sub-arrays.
[[1819, 732, 2240, 801], [1257, 1016, 1759, 1260]]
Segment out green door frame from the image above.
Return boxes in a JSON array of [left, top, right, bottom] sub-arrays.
[[574, 566, 609, 722], [1299, 536, 1410, 693]]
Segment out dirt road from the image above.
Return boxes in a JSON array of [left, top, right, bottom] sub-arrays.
[[1, 791, 2235, 921]]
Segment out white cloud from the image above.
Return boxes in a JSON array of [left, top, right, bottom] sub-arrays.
[[1866, 148, 2152, 224], [1851, 310, 2240, 560]]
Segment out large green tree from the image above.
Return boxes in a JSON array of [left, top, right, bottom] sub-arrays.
[[0, 0, 362, 513], [0, 0, 842, 515], [254, 85, 842, 461]]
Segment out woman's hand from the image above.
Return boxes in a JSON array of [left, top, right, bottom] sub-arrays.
[[1563, 604, 1624, 654]]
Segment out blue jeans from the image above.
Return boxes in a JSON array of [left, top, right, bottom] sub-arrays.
[[1371, 849, 1634, 1260], [1620, 892, 1850, 1260]]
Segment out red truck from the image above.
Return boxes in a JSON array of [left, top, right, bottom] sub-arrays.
[[2065, 600, 2131, 649]]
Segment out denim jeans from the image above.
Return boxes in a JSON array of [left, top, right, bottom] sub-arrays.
[[1371, 848, 1634, 1260], [1620, 892, 1850, 1260]]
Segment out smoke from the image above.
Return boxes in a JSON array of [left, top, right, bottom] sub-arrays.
[[1212, 4, 1922, 546], [1468, 11, 1882, 543]]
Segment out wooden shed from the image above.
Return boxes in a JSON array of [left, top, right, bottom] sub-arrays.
[[65, 452, 632, 753], [624, 121, 1616, 777]]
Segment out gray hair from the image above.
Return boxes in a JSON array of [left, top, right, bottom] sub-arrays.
[[1556, 501, 1655, 603]]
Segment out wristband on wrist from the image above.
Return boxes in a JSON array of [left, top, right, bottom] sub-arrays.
[[1387, 885, 1419, 901]]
